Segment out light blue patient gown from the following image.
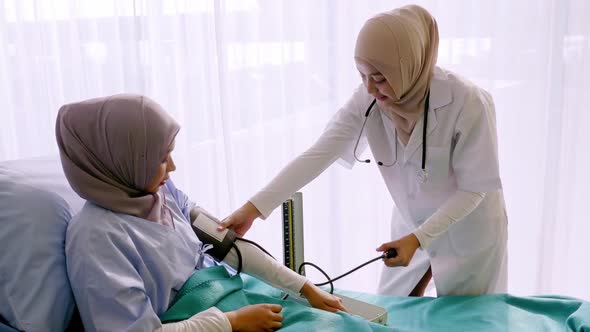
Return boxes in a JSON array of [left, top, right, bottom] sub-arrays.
[[66, 181, 204, 332]]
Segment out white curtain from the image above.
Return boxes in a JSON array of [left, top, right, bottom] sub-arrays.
[[1, 0, 589, 300]]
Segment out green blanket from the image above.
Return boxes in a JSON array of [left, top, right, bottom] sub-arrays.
[[161, 266, 590, 331], [161, 266, 389, 331], [334, 289, 590, 331]]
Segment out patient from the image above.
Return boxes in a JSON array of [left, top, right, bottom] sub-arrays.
[[55, 94, 346, 332]]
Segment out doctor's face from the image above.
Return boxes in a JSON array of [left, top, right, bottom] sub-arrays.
[[355, 59, 397, 107], [146, 140, 177, 193]]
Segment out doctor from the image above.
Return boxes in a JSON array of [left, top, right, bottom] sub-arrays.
[[221, 5, 507, 297]]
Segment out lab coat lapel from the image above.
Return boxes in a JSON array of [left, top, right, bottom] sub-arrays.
[[403, 105, 437, 164], [402, 68, 452, 165], [367, 110, 397, 165]]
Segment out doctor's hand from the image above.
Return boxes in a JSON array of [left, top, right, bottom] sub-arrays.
[[218, 201, 262, 237], [300, 281, 349, 313], [377, 233, 421, 267]]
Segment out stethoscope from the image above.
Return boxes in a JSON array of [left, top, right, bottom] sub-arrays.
[[353, 91, 430, 183]]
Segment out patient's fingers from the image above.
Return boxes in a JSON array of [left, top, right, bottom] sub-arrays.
[[268, 304, 283, 313], [271, 312, 284, 321]]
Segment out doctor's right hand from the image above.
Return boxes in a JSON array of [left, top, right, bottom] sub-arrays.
[[218, 201, 262, 237], [377, 233, 421, 267], [225, 304, 283, 332]]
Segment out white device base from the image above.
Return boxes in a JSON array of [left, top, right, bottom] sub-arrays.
[[286, 292, 388, 326], [335, 293, 388, 325]]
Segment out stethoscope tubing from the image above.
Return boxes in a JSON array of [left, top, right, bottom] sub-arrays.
[[354, 91, 431, 183]]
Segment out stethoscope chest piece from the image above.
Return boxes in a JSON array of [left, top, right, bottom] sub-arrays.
[[417, 169, 429, 183]]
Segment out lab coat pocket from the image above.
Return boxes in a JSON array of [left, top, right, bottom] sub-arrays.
[[417, 146, 451, 192], [448, 207, 498, 257]]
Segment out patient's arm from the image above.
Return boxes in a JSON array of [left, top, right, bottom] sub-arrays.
[[158, 304, 284, 332], [223, 240, 307, 295], [189, 206, 305, 294], [190, 206, 346, 312], [223, 240, 347, 313], [157, 307, 230, 332]]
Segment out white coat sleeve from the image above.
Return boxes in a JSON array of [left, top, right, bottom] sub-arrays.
[[157, 307, 231, 332], [452, 88, 502, 193], [222, 241, 308, 296], [249, 85, 370, 218], [413, 191, 485, 248]]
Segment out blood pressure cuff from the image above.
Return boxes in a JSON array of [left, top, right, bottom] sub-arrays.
[[191, 222, 236, 261]]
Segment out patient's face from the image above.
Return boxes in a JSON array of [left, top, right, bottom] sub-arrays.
[[146, 140, 176, 193]]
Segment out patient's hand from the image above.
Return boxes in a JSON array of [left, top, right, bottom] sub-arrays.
[[225, 303, 283, 332], [301, 281, 349, 313]]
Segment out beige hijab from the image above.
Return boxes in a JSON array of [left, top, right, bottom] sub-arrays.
[[355, 5, 439, 144]]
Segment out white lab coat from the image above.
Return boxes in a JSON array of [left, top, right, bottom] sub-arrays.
[[251, 66, 508, 296]]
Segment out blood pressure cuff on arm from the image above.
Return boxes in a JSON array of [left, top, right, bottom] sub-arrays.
[[190, 208, 236, 262], [191, 224, 236, 262]]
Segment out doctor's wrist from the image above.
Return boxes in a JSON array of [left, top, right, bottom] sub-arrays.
[[412, 230, 430, 249], [244, 201, 262, 219]]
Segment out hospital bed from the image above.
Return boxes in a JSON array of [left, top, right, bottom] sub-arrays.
[[1, 156, 589, 331]]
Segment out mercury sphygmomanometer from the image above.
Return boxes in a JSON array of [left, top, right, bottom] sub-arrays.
[[190, 206, 398, 293]]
